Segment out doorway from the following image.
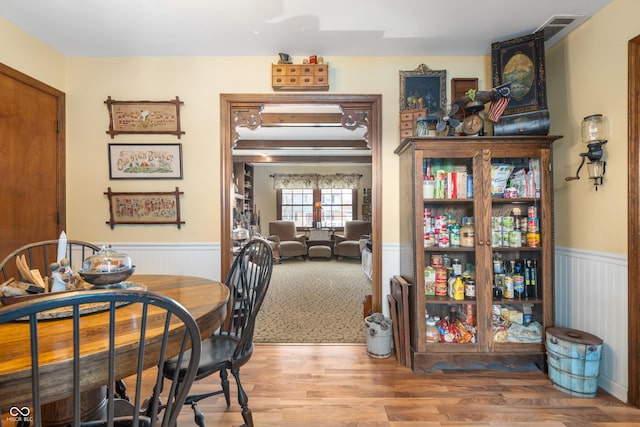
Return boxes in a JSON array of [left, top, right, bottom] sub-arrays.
[[220, 94, 383, 312]]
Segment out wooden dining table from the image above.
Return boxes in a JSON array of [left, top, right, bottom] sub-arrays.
[[0, 274, 229, 422]]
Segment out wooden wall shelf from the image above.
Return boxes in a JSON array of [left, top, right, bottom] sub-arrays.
[[272, 64, 329, 91]]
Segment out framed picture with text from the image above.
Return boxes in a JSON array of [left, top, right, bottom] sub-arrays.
[[104, 96, 185, 138], [108, 143, 183, 180], [104, 187, 185, 228]]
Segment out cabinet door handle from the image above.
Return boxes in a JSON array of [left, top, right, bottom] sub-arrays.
[[486, 241, 491, 246], [478, 240, 484, 245]]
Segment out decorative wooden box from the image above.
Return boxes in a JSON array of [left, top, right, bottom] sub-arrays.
[[399, 108, 428, 139], [272, 63, 329, 91]]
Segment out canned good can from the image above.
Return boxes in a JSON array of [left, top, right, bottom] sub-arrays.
[[509, 230, 522, 248], [528, 206, 538, 218], [504, 276, 514, 299], [431, 254, 443, 267], [527, 232, 541, 247], [435, 267, 448, 296], [439, 233, 450, 248], [450, 225, 461, 247], [527, 218, 539, 232], [502, 216, 515, 231]]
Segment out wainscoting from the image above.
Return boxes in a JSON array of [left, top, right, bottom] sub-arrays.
[[90, 243, 627, 401], [104, 242, 223, 281], [555, 246, 628, 402]]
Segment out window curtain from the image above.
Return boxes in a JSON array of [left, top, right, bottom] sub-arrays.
[[272, 173, 361, 189]]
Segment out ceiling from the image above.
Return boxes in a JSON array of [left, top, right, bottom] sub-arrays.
[[1, 0, 611, 58]]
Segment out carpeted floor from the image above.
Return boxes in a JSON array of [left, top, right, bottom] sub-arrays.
[[254, 257, 371, 343]]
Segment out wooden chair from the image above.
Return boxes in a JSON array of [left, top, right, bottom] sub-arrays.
[[0, 289, 202, 427], [0, 239, 101, 283], [163, 237, 274, 427]]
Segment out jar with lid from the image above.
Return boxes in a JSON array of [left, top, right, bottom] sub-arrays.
[[460, 217, 475, 247], [426, 318, 439, 343]]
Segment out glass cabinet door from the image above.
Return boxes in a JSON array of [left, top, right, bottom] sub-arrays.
[[421, 155, 479, 347], [488, 153, 546, 346]]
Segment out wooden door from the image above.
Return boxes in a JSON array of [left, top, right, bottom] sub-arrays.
[[0, 64, 65, 261]]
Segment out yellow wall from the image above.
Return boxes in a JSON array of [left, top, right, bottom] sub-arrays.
[[547, 0, 636, 255], [0, 17, 66, 91], [1, 22, 490, 245]]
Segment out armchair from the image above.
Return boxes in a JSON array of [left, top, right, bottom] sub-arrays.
[[268, 220, 307, 261], [334, 220, 372, 259]]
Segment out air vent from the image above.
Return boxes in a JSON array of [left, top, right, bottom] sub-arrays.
[[536, 15, 586, 47]]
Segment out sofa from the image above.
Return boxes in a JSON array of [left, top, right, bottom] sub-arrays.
[[334, 220, 372, 259], [268, 220, 307, 261]]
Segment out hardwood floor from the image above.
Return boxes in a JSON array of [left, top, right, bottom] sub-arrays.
[[178, 343, 640, 426]]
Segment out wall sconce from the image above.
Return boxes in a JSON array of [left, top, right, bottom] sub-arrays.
[[565, 114, 608, 190]]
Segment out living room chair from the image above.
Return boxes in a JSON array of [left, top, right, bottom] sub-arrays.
[[0, 289, 202, 427], [267, 220, 307, 261], [163, 237, 274, 427], [0, 239, 101, 283], [334, 220, 372, 259]]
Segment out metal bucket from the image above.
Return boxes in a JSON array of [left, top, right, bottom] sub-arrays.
[[546, 327, 603, 398], [364, 313, 393, 358]]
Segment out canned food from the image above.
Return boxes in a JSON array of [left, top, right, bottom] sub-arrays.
[[527, 218, 539, 232], [504, 276, 514, 299], [509, 230, 522, 248], [528, 206, 538, 218], [527, 232, 541, 247], [450, 225, 461, 247], [431, 254, 443, 267], [435, 267, 448, 296]]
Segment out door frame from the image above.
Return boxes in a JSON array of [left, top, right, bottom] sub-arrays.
[[627, 35, 640, 408], [220, 93, 383, 312]]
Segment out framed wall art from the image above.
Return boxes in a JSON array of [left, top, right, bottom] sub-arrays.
[[108, 143, 183, 179], [491, 31, 547, 115], [104, 187, 185, 228], [105, 96, 185, 138], [399, 64, 446, 118]]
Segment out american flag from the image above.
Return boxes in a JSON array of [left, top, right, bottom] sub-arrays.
[[488, 96, 510, 122]]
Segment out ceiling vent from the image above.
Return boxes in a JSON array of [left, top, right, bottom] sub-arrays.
[[536, 15, 586, 48]]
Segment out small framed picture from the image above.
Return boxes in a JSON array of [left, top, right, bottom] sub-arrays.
[[399, 64, 446, 117], [104, 187, 185, 228], [108, 143, 183, 179], [104, 96, 185, 138]]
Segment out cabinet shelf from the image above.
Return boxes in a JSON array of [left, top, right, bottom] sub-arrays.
[[396, 135, 561, 372]]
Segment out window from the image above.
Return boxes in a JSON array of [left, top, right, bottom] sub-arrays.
[[279, 188, 357, 228], [320, 189, 353, 228]]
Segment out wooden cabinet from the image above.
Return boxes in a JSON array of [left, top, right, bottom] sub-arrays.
[[394, 135, 561, 372], [399, 108, 428, 139], [272, 64, 329, 91]]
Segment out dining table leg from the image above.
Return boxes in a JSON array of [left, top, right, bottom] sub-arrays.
[[40, 386, 107, 427]]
